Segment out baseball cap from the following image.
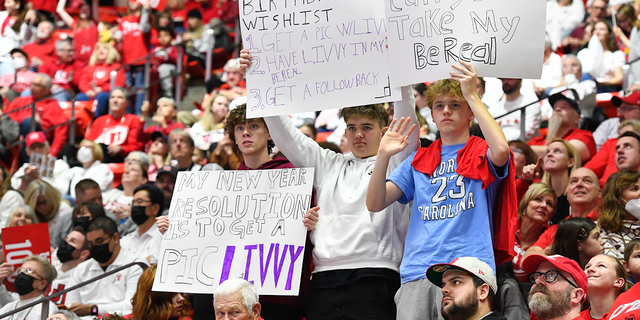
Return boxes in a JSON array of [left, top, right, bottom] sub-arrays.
[[426, 257, 497, 294], [157, 165, 178, 179], [25, 132, 47, 148], [150, 131, 168, 143], [522, 254, 588, 294], [549, 91, 580, 115], [611, 91, 640, 107]]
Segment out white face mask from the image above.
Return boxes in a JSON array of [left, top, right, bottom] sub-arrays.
[[12, 57, 27, 70], [77, 146, 94, 164], [624, 198, 640, 220]]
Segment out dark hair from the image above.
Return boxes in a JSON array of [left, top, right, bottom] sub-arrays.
[[133, 184, 165, 216], [624, 238, 640, 263], [470, 272, 496, 309], [509, 140, 539, 166], [618, 131, 640, 153], [72, 202, 106, 219], [10, 0, 28, 33], [552, 217, 598, 267], [600, 170, 640, 232], [596, 20, 620, 52], [318, 141, 341, 154], [495, 262, 529, 314], [339, 104, 389, 129], [299, 123, 317, 140], [87, 216, 118, 235], [10, 48, 28, 61], [157, 26, 175, 39], [186, 8, 202, 20], [412, 83, 428, 96], [75, 179, 101, 196], [226, 104, 274, 154]]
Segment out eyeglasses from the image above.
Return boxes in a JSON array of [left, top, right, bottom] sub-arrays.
[[132, 198, 152, 206], [87, 233, 114, 248], [529, 270, 578, 288], [17, 267, 43, 280]]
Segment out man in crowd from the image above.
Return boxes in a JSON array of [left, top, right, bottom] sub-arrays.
[[21, 21, 55, 70], [0, 256, 59, 320], [593, 92, 640, 150], [546, 55, 597, 123], [48, 229, 90, 306], [427, 257, 505, 320], [528, 92, 596, 163], [155, 165, 177, 211], [214, 279, 263, 320], [522, 255, 588, 320], [490, 78, 540, 141], [65, 217, 146, 317], [120, 184, 164, 264], [561, 0, 608, 54], [614, 131, 640, 172], [47, 310, 80, 320], [585, 120, 640, 187], [39, 39, 84, 102], [170, 129, 201, 171]]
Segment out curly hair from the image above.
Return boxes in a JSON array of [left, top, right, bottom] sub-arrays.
[[131, 265, 191, 320], [226, 104, 274, 154], [338, 104, 389, 129], [600, 170, 640, 232]]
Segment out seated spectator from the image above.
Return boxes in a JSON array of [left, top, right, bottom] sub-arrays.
[[24, 179, 72, 235], [551, 217, 604, 268], [561, 0, 607, 54], [165, 0, 187, 33], [208, 133, 242, 170], [170, 129, 201, 171], [299, 123, 317, 141], [64, 217, 146, 317], [426, 257, 504, 320], [38, 39, 85, 102], [577, 20, 624, 93], [599, 170, 640, 261], [151, 27, 178, 98], [544, 55, 597, 121], [103, 152, 149, 221], [615, 131, 640, 172], [607, 281, 640, 319], [69, 139, 114, 198], [120, 184, 163, 264], [593, 92, 640, 151], [190, 94, 228, 149], [191, 148, 206, 166], [0, 0, 37, 77], [546, 0, 585, 50], [154, 165, 176, 211], [139, 98, 184, 143], [528, 92, 596, 163], [11, 132, 71, 195], [48, 228, 91, 306], [413, 83, 437, 141], [513, 183, 556, 282], [0, 256, 58, 320], [612, 3, 637, 54], [586, 120, 640, 187], [215, 58, 247, 101], [56, 0, 98, 64], [623, 239, 640, 284], [533, 38, 563, 98], [522, 255, 587, 320], [130, 265, 190, 320], [0, 166, 24, 228], [508, 140, 538, 201], [0, 48, 37, 101], [490, 78, 539, 141], [76, 42, 125, 118], [495, 262, 529, 320], [4, 205, 37, 228], [582, 254, 631, 319], [85, 88, 143, 163], [21, 21, 55, 70], [147, 132, 170, 182], [4, 74, 70, 157], [51, 202, 107, 248], [213, 279, 262, 320], [181, 9, 208, 67], [523, 168, 601, 260]]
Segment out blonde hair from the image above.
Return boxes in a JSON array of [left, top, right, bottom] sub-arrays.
[[199, 94, 228, 132], [89, 42, 121, 66], [24, 180, 61, 222], [518, 183, 557, 220], [541, 139, 581, 191], [23, 255, 57, 290], [79, 139, 104, 162], [5, 205, 38, 227], [619, 119, 640, 133]]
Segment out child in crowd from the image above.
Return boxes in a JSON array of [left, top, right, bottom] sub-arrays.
[[97, 21, 114, 44], [624, 238, 640, 284], [190, 94, 228, 149], [151, 27, 178, 99], [551, 217, 604, 268], [139, 98, 184, 143]]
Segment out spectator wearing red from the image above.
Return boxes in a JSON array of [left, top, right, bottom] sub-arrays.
[[150, 27, 178, 99], [28, 0, 57, 22], [0, 48, 36, 101], [215, 58, 246, 101], [529, 92, 596, 163], [86, 87, 143, 163], [581, 254, 631, 320], [56, 0, 99, 64], [139, 98, 184, 144], [21, 20, 55, 70], [76, 42, 125, 118], [593, 92, 640, 151], [39, 39, 84, 102], [114, 0, 151, 116], [608, 282, 640, 320], [166, 0, 187, 33], [585, 120, 640, 187], [193, 0, 238, 28], [4, 73, 69, 157]]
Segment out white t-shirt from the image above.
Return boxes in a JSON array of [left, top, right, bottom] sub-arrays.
[[120, 222, 163, 264], [0, 294, 58, 320]]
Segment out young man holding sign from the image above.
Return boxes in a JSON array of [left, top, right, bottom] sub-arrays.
[[366, 61, 516, 320], [239, 48, 420, 319]]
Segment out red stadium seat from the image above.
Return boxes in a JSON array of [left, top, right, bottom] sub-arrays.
[[108, 162, 125, 187]]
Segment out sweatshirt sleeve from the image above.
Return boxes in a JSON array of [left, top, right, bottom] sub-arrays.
[[50, 103, 70, 157], [388, 85, 420, 171], [140, 8, 151, 33]]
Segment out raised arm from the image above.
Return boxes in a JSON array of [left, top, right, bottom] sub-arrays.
[[451, 61, 510, 166], [56, 0, 74, 28]]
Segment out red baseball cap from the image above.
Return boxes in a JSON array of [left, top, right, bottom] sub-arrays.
[[25, 132, 47, 148], [522, 254, 588, 295], [611, 91, 640, 107]]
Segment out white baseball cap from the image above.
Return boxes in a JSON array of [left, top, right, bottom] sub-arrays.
[[426, 257, 497, 294]]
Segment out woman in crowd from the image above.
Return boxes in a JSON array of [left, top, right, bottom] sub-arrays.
[[165, 0, 187, 33], [578, 20, 625, 92], [552, 217, 604, 268], [496, 261, 529, 320], [509, 140, 539, 202], [0, 0, 35, 76], [582, 254, 631, 320], [4, 205, 36, 228], [546, 0, 585, 50], [147, 133, 170, 182], [612, 3, 639, 54], [77, 42, 126, 117], [413, 82, 437, 141], [51, 202, 107, 248], [599, 169, 640, 261], [69, 139, 114, 198], [56, 0, 98, 64], [102, 152, 149, 221], [513, 183, 556, 282], [130, 265, 191, 320], [190, 94, 229, 150], [0, 166, 24, 227], [24, 180, 72, 235]]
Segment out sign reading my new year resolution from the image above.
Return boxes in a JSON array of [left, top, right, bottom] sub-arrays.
[[239, 0, 401, 118], [385, 0, 546, 85], [153, 168, 314, 295]]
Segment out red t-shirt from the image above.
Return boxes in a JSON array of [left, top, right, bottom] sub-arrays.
[[39, 59, 84, 90], [29, 0, 56, 13], [606, 282, 640, 319], [528, 128, 597, 163], [86, 114, 143, 157], [584, 138, 618, 188], [78, 63, 125, 93], [72, 20, 99, 64], [118, 15, 150, 66], [22, 38, 56, 66]]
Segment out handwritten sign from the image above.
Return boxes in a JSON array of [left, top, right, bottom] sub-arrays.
[[1, 223, 51, 292], [153, 168, 314, 295], [240, 0, 401, 118], [385, 0, 546, 85]]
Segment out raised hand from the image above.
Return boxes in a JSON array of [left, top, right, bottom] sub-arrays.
[[156, 216, 169, 235], [450, 60, 479, 99], [303, 206, 319, 231], [378, 117, 417, 158], [522, 157, 542, 182], [239, 49, 252, 75]]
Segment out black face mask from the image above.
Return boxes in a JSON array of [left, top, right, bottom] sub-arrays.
[[89, 241, 113, 264], [14, 272, 36, 296], [57, 241, 77, 263], [130, 206, 150, 226], [73, 216, 91, 230]]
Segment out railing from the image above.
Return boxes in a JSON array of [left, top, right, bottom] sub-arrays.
[[0, 262, 148, 320]]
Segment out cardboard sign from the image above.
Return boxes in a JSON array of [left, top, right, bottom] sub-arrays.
[[384, 0, 546, 85], [239, 0, 401, 118], [152, 168, 314, 295], [29, 152, 55, 178], [1, 223, 51, 292]]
